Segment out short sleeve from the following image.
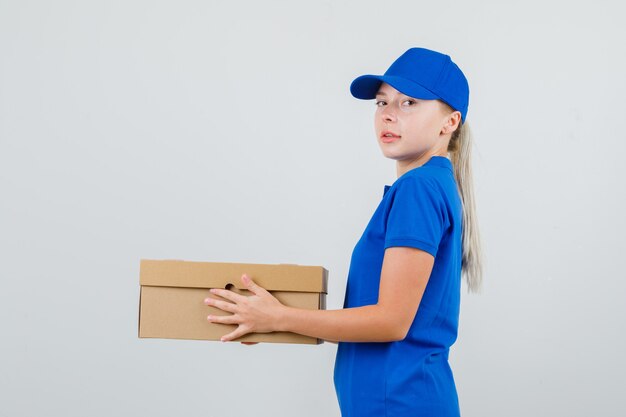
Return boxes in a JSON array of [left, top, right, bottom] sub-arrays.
[[384, 176, 448, 257]]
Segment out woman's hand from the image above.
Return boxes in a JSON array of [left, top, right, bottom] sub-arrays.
[[204, 273, 287, 342]]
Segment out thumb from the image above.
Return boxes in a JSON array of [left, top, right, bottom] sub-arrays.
[[241, 274, 268, 296]]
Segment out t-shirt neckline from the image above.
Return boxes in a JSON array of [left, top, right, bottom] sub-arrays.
[[383, 156, 452, 195]]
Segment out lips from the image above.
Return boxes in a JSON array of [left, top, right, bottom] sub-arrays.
[[381, 130, 401, 143], [381, 130, 401, 139]]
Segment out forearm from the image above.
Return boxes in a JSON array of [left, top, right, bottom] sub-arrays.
[[278, 304, 405, 343], [206, 271, 422, 343]]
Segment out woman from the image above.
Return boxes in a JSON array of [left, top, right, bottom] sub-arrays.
[[204, 47, 483, 416]]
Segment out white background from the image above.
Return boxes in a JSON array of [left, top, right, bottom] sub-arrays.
[[1, 1, 625, 416]]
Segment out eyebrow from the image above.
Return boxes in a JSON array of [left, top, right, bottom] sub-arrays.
[[375, 91, 418, 100]]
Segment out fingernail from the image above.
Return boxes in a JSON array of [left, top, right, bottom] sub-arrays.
[[207, 315, 212, 321]]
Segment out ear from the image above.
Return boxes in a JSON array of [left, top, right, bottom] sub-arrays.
[[441, 111, 462, 135]]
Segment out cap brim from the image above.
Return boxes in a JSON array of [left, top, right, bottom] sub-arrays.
[[350, 75, 440, 100]]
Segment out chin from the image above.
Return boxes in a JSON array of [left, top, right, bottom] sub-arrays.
[[380, 151, 401, 161]]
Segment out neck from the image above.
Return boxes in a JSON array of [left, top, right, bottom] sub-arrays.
[[396, 151, 448, 178]]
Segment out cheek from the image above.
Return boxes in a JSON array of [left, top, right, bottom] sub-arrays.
[[410, 112, 437, 130], [374, 115, 384, 130], [402, 117, 437, 140]]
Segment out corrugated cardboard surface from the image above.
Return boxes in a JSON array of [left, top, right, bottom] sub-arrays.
[[138, 259, 328, 344]]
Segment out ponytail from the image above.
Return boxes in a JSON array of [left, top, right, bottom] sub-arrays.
[[448, 122, 484, 293]]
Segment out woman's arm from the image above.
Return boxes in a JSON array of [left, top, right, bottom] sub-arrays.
[[205, 246, 434, 343]]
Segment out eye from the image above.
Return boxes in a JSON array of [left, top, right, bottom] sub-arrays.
[[402, 99, 416, 106], [375, 100, 386, 107]]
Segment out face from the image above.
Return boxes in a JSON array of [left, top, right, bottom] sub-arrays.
[[374, 82, 458, 167]]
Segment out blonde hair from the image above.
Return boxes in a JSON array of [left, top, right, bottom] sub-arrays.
[[447, 115, 484, 293]]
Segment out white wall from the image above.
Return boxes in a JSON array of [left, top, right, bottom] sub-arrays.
[[1, 1, 624, 416]]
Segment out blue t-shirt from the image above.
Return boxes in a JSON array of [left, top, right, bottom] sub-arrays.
[[333, 155, 463, 417]]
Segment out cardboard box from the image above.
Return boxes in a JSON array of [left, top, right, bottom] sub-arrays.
[[138, 259, 328, 344]]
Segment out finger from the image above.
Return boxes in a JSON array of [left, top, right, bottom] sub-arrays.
[[209, 288, 246, 304], [207, 314, 239, 325], [204, 297, 237, 313], [221, 325, 250, 342], [241, 274, 269, 297]]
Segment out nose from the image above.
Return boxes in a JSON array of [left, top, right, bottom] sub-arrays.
[[380, 105, 396, 123]]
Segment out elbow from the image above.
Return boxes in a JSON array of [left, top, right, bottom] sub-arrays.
[[373, 305, 412, 342], [388, 327, 409, 342], [383, 321, 410, 342]]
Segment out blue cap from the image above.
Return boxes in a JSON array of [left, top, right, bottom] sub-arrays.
[[350, 47, 470, 122]]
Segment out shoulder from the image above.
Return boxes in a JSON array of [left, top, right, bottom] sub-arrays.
[[386, 168, 458, 225], [390, 170, 442, 199], [383, 168, 453, 254], [393, 163, 459, 202]]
